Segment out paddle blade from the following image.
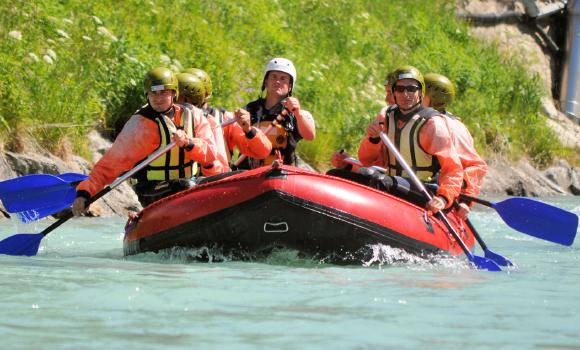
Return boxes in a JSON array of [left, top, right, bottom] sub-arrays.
[[0, 174, 82, 213], [16, 202, 72, 224], [494, 197, 579, 246], [483, 248, 513, 267], [57, 173, 89, 183], [14, 185, 77, 223], [471, 255, 502, 271], [0, 233, 44, 256]]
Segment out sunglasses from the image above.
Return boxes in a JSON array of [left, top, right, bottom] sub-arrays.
[[393, 85, 420, 93]]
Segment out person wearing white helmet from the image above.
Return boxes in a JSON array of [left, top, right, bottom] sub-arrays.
[[236, 57, 316, 168]]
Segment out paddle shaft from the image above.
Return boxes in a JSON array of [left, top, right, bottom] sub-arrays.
[[39, 141, 178, 237], [378, 132, 477, 259]]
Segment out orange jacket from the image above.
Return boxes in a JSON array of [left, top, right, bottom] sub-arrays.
[[222, 111, 272, 160], [358, 108, 464, 207], [200, 113, 230, 177], [77, 105, 216, 197], [201, 111, 273, 176], [445, 113, 488, 197]]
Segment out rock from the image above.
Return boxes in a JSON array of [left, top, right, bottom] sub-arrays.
[[80, 131, 142, 217], [543, 160, 580, 195], [541, 96, 559, 120], [88, 130, 113, 163], [0, 153, 16, 180], [545, 111, 580, 149], [482, 158, 570, 197], [0, 130, 142, 220]]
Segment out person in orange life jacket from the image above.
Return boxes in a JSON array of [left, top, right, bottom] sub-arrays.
[[236, 57, 315, 169], [358, 65, 464, 213], [176, 71, 227, 177], [182, 68, 272, 174], [330, 70, 397, 171], [71, 67, 217, 215], [423, 73, 488, 219]]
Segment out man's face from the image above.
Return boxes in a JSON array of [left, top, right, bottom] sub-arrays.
[[393, 79, 421, 111], [148, 89, 175, 112], [265, 71, 291, 98]]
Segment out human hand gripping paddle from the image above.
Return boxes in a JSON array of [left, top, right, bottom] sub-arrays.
[[0, 141, 178, 257], [339, 156, 511, 266], [0, 119, 241, 225], [376, 132, 502, 271], [341, 156, 578, 248], [233, 107, 289, 167]]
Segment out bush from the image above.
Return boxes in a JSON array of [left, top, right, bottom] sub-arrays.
[[0, 0, 568, 167]]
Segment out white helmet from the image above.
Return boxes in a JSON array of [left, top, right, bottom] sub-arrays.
[[263, 57, 297, 93]]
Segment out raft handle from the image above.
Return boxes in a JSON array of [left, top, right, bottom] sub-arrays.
[[264, 221, 289, 233]]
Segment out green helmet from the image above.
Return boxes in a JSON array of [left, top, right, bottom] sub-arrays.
[[143, 67, 178, 99], [176, 73, 206, 107], [182, 68, 212, 100], [391, 65, 425, 97], [424, 73, 456, 109]]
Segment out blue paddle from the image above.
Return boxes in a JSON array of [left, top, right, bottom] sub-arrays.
[[343, 157, 578, 247], [377, 132, 501, 271], [0, 141, 177, 257], [0, 173, 87, 223], [460, 194, 578, 246], [465, 218, 513, 266], [0, 173, 87, 213]]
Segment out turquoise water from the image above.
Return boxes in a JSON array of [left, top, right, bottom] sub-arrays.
[[0, 198, 579, 350]]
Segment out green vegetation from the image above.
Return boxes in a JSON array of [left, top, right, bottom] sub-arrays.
[[0, 0, 572, 168]]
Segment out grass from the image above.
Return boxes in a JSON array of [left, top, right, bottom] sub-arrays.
[[0, 0, 572, 168]]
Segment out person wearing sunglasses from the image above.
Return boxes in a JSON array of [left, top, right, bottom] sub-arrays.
[[358, 65, 464, 214], [423, 73, 488, 219]]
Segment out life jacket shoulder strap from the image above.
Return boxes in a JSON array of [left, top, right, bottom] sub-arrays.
[[176, 103, 195, 138]]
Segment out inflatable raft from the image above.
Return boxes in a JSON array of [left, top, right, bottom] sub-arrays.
[[123, 164, 474, 262]]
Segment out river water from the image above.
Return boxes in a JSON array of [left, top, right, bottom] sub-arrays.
[[0, 197, 578, 350]]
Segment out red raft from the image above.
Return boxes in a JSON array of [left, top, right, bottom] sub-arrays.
[[123, 164, 475, 262]]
